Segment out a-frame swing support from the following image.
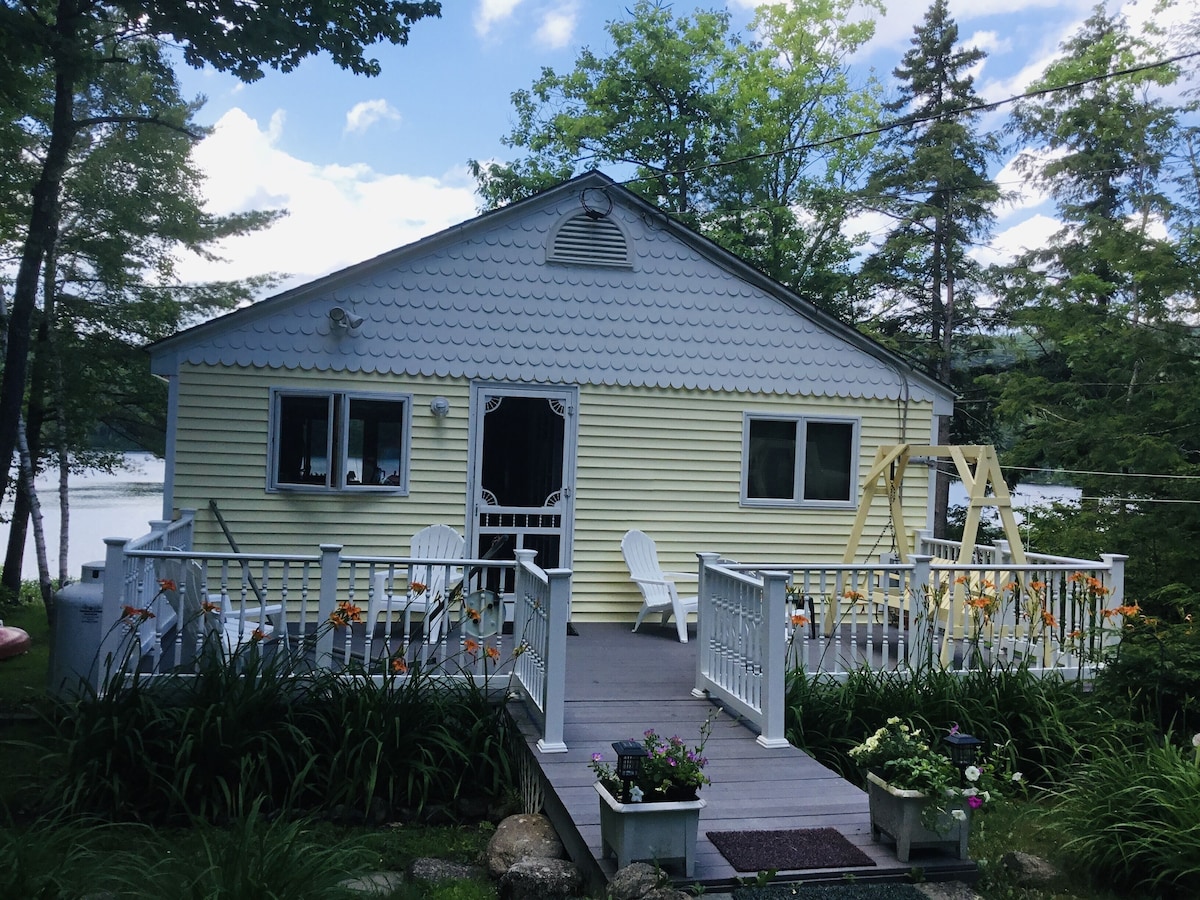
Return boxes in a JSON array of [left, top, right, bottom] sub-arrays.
[[842, 445, 1027, 566]]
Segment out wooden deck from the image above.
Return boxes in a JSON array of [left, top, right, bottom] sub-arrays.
[[509, 622, 978, 892]]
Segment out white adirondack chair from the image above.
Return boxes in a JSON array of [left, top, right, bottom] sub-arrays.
[[622, 529, 699, 643], [369, 524, 465, 652]]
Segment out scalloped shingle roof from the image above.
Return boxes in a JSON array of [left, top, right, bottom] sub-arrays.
[[151, 174, 951, 410]]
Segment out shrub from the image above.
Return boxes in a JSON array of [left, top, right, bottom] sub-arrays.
[[1093, 585, 1200, 737], [785, 664, 1132, 786]]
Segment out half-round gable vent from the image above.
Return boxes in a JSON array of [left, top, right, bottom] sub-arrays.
[[546, 213, 632, 268]]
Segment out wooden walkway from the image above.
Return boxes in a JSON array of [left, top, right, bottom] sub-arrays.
[[509, 622, 978, 892]]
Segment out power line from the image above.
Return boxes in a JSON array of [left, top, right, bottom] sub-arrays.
[[616, 49, 1200, 190], [1002, 465, 1200, 482]]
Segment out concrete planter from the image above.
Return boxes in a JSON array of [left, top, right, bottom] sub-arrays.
[[595, 781, 706, 876], [866, 771, 971, 863]]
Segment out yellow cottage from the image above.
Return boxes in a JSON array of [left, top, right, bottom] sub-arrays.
[[148, 172, 954, 624]]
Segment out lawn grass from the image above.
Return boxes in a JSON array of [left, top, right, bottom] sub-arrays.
[[0, 596, 50, 715]]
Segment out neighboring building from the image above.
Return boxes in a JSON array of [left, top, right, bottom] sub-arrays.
[[148, 172, 953, 621]]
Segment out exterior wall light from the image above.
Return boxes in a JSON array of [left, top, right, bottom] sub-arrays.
[[329, 306, 364, 330], [429, 397, 451, 418]]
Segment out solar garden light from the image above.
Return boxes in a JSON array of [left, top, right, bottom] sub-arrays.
[[943, 729, 983, 785], [612, 740, 648, 803]]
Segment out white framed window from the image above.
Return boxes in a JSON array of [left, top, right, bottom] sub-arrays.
[[742, 414, 858, 507], [268, 389, 411, 493]]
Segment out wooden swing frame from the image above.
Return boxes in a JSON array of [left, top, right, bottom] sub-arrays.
[[842, 444, 1027, 566]]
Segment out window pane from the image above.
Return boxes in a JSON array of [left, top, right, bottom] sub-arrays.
[[276, 395, 331, 486], [804, 421, 853, 501], [348, 398, 406, 486], [747, 419, 797, 500]]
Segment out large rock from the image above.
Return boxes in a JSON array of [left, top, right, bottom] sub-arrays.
[[498, 857, 582, 900], [609, 863, 663, 900], [487, 813, 566, 878], [1002, 850, 1062, 888]]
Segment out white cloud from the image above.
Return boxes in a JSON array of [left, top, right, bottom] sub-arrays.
[[475, 0, 524, 37], [536, 3, 579, 49], [180, 108, 479, 293], [344, 99, 402, 136], [975, 212, 1060, 267]]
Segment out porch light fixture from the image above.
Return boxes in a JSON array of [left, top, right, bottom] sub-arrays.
[[944, 729, 983, 783], [612, 739, 648, 803], [328, 306, 364, 331], [429, 397, 451, 418]]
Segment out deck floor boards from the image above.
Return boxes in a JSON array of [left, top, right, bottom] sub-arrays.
[[512, 622, 978, 891]]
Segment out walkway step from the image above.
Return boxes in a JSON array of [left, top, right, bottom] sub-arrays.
[[511, 622, 978, 892]]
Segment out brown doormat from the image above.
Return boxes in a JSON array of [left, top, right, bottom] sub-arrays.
[[707, 828, 876, 872]]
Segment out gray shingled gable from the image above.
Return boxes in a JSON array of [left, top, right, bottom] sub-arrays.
[[150, 173, 952, 411]]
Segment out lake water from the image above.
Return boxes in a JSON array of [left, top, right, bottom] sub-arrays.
[[0, 453, 1081, 581], [0, 452, 165, 580]]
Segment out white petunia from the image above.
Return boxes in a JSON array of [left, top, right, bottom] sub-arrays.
[[964, 765, 981, 782], [630, 786, 644, 802], [950, 809, 967, 821], [1192, 733, 1200, 749], [1012, 772, 1024, 782]]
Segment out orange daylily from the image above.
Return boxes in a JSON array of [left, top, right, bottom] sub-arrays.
[[464, 638, 480, 656], [485, 646, 501, 663], [157, 578, 178, 592], [391, 656, 408, 674], [410, 581, 428, 595], [791, 613, 809, 628], [1040, 610, 1057, 629]]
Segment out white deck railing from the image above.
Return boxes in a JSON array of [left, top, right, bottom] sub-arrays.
[[694, 540, 1129, 747], [92, 512, 573, 753]]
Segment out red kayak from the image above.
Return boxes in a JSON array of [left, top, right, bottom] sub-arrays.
[[0, 623, 31, 660]]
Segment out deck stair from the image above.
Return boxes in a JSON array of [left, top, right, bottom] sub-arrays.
[[509, 622, 978, 892]]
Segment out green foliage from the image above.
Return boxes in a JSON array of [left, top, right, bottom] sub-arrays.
[[0, 809, 383, 900], [1093, 590, 1200, 737], [857, 0, 1000, 381], [784, 664, 1135, 787], [42, 639, 516, 824], [1052, 735, 1200, 898], [473, 0, 883, 311]]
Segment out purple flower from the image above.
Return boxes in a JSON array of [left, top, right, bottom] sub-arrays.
[[591, 753, 603, 763], [968, 795, 984, 809]]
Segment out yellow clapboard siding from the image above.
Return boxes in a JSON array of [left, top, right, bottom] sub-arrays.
[[168, 366, 933, 621]]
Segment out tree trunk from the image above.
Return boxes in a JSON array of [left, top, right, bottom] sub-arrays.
[[0, 1, 79, 511]]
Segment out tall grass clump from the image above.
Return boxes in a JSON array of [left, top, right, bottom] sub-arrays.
[[1051, 733, 1200, 898], [0, 805, 377, 899], [42, 627, 516, 824], [785, 663, 1131, 786]]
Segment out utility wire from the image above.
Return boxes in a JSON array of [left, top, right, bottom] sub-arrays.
[[616, 49, 1200, 190]]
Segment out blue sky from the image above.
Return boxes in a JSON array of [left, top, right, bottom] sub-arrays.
[[170, 0, 1188, 296]]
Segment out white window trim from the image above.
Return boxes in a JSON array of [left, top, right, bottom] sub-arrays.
[[740, 412, 859, 509], [267, 387, 413, 494]]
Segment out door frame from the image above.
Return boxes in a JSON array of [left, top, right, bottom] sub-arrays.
[[466, 381, 579, 573]]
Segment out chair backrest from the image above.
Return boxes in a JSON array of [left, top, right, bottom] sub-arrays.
[[621, 529, 673, 607], [409, 524, 466, 596], [621, 529, 661, 578]]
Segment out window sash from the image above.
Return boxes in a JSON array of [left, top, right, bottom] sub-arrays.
[[270, 389, 410, 493], [743, 414, 857, 507]]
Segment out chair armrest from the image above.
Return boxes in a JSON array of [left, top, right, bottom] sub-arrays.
[[661, 571, 698, 581]]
